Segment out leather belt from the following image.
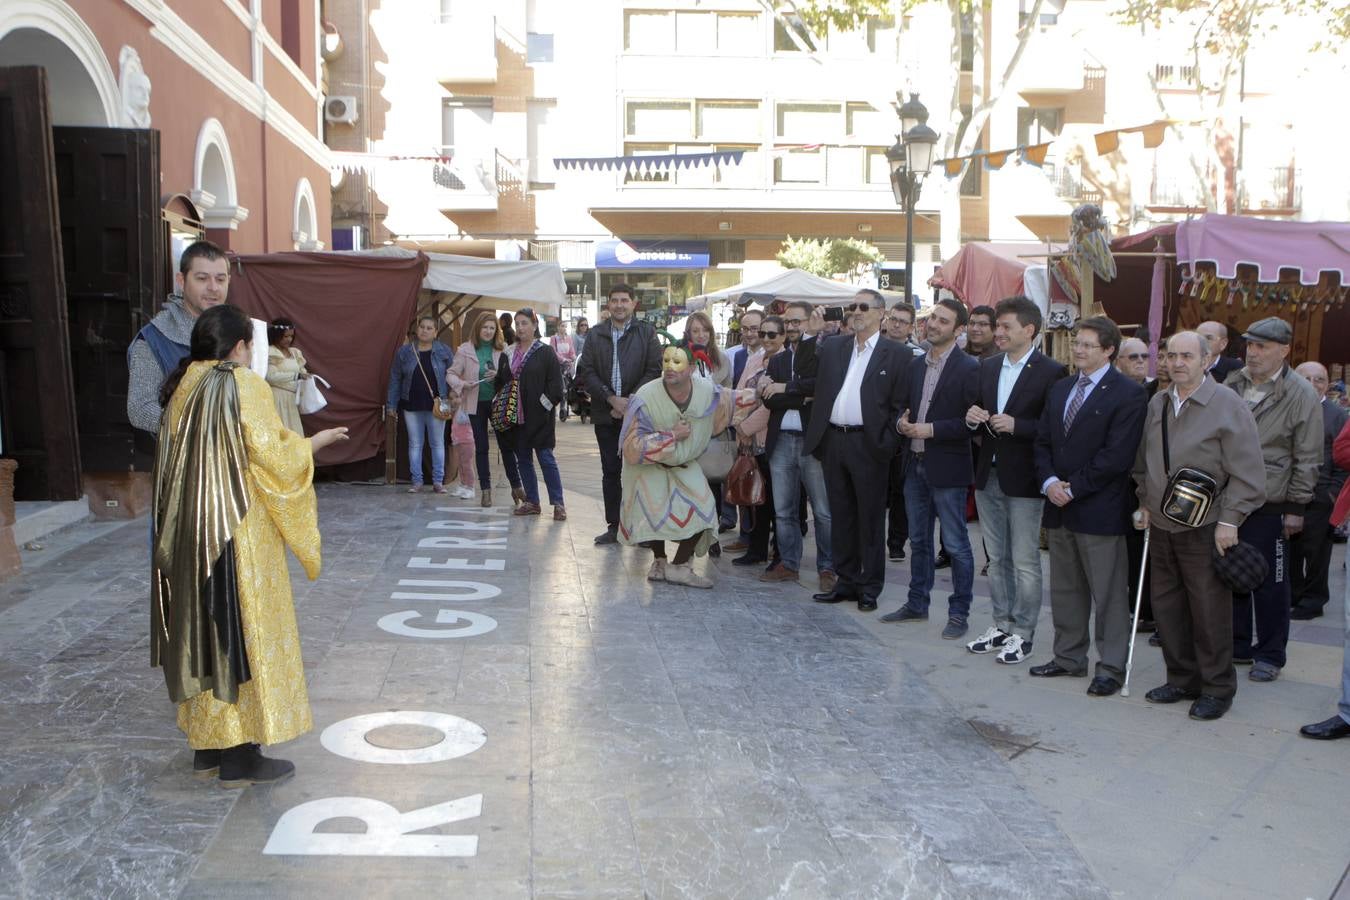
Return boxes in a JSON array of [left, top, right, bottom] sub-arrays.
[[830, 424, 864, 433]]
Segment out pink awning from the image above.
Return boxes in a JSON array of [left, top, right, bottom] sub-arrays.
[[1176, 214, 1350, 285], [929, 242, 1058, 308]]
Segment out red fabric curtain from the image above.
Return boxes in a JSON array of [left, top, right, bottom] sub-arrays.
[[226, 251, 428, 466]]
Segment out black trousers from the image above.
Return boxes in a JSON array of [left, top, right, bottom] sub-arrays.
[[823, 428, 889, 600], [744, 454, 775, 560], [594, 422, 623, 528], [887, 450, 908, 554], [1125, 522, 1153, 623], [1290, 492, 1336, 613], [1233, 511, 1290, 668]]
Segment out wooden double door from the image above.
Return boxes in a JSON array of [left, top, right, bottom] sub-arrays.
[[0, 66, 161, 500]]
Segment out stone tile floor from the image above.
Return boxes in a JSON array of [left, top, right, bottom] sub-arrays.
[[0, 426, 1345, 899]]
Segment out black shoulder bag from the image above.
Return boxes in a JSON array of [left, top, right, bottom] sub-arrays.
[[1160, 404, 1218, 528]]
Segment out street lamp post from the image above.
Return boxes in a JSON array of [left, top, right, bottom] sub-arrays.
[[885, 93, 939, 307]]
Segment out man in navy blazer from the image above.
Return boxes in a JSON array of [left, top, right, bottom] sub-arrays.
[[881, 298, 980, 637], [963, 296, 1068, 664], [804, 291, 910, 610], [1030, 316, 1147, 696]]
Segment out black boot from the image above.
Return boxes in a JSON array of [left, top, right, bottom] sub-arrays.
[[193, 748, 222, 777], [218, 742, 295, 787]]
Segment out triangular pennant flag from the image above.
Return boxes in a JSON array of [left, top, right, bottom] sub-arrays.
[[1094, 130, 1121, 155], [1141, 121, 1167, 148], [1022, 143, 1051, 166], [943, 158, 966, 178], [985, 149, 1012, 170]]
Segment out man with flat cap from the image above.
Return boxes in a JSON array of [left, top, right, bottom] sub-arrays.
[[1222, 316, 1322, 684]]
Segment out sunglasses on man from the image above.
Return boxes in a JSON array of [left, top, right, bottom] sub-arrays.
[[1122, 352, 1148, 361], [760, 330, 783, 338], [847, 303, 872, 312]]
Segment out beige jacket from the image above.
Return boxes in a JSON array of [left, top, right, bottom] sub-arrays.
[[1221, 364, 1323, 513], [1134, 375, 1266, 533]]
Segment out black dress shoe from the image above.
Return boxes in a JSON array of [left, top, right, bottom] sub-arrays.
[[878, 605, 927, 623], [594, 528, 619, 545], [813, 589, 856, 604], [1145, 683, 1201, 704], [888, 548, 906, 562], [1029, 661, 1086, 678], [1188, 694, 1232, 720], [934, 551, 952, 570], [732, 553, 768, 567], [1086, 675, 1121, 697], [857, 597, 878, 612], [1300, 715, 1350, 740], [1148, 632, 1162, 647], [1290, 606, 1323, 621], [1135, 619, 1157, 633]]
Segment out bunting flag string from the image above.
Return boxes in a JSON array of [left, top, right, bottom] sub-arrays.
[[331, 150, 454, 175], [936, 119, 1182, 180], [553, 150, 745, 172]]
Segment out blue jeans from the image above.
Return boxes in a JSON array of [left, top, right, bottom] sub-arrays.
[[904, 457, 974, 618], [1340, 574, 1350, 723], [471, 397, 522, 490], [769, 432, 832, 572], [515, 446, 564, 506], [974, 476, 1046, 642], [403, 410, 446, 486]]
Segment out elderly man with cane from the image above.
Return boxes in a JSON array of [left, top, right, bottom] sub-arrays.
[[1131, 331, 1265, 720]]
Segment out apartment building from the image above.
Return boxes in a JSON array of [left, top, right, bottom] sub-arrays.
[[323, 0, 1338, 326]]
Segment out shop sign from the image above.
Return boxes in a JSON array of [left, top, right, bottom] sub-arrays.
[[596, 239, 710, 269]]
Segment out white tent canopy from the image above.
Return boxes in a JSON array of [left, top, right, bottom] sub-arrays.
[[357, 246, 566, 313], [686, 269, 904, 311]]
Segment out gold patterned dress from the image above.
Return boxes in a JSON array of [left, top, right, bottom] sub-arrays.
[[160, 361, 321, 749]]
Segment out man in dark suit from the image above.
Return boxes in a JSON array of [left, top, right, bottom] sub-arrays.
[[575, 283, 663, 545], [805, 290, 910, 611], [881, 298, 980, 638], [963, 296, 1067, 664], [1030, 316, 1147, 696], [1290, 361, 1350, 619], [1198, 320, 1242, 383], [760, 301, 833, 590]]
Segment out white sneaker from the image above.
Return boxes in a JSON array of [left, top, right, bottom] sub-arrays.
[[454, 485, 475, 499], [995, 634, 1031, 664], [967, 626, 1011, 654]]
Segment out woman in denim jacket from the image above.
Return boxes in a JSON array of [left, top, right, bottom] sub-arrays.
[[387, 316, 454, 493]]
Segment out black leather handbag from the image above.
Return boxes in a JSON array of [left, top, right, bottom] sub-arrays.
[[1160, 409, 1218, 528]]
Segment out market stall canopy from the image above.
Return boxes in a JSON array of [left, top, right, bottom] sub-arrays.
[[360, 246, 567, 313], [686, 269, 903, 311], [929, 242, 1060, 312], [226, 250, 428, 468], [1176, 214, 1350, 285]]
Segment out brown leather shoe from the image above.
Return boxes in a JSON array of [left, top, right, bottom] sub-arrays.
[[512, 501, 541, 516], [759, 562, 798, 583], [723, 540, 749, 553], [553, 506, 567, 521], [818, 570, 837, 593]]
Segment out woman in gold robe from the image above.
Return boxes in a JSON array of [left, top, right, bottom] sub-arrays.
[[151, 305, 348, 786]]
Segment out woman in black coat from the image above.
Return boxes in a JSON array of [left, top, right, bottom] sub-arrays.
[[495, 307, 565, 519]]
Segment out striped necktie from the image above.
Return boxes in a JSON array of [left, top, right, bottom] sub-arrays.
[[1063, 374, 1092, 431]]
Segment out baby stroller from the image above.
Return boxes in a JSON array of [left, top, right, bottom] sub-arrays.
[[568, 373, 591, 424]]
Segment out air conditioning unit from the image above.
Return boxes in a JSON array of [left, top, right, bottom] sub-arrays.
[[324, 95, 358, 125]]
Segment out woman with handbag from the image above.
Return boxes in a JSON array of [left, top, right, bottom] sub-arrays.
[[725, 316, 784, 568], [494, 308, 566, 519], [386, 315, 454, 494], [265, 319, 310, 434], [448, 315, 523, 507]]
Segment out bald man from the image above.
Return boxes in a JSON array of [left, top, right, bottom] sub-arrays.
[[1290, 361, 1350, 619], [1197, 321, 1242, 383], [1116, 338, 1158, 397]]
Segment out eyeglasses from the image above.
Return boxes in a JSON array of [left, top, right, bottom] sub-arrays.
[[1123, 353, 1148, 361], [847, 303, 872, 312], [761, 330, 783, 338], [783, 317, 805, 325], [741, 324, 760, 332], [1071, 340, 1102, 351]]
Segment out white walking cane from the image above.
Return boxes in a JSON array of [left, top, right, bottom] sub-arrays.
[[1120, 522, 1151, 698]]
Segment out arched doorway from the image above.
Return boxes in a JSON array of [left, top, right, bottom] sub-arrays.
[[0, 1, 118, 127], [192, 118, 248, 242]]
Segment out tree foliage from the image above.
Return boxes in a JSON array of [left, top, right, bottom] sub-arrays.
[[776, 236, 884, 279]]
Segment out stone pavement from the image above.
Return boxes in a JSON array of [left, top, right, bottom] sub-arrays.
[[0, 424, 1345, 899]]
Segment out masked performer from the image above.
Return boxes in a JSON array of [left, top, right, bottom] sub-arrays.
[[151, 305, 348, 786], [619, 340, 759, 587]]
